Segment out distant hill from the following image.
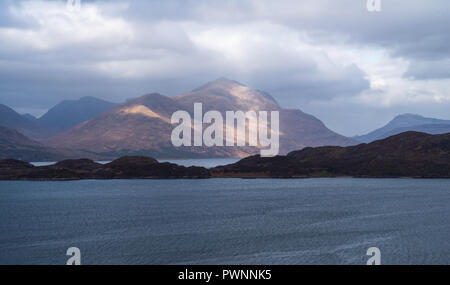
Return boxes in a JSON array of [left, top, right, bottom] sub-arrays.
[[0, 125, 69, 161], [38, 96, 116, 137], [354, 114, 450, 143], [212, 131, 450, 178], [0, 104, 40, 138], [0, 97, 116, 139], [44, 78, 356, 159]]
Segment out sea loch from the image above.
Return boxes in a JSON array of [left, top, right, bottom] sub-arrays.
[[1, 178, 449, 265]]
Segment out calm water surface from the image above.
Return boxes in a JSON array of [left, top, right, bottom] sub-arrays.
[[30, 158, 240, 168], [0, 178, 449, 265]]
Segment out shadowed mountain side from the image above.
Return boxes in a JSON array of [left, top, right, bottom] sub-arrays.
[[212, 132, 450, 178], [38, 96, 117, 138], [1, 97, 116, 140], [0, 126, 82, 162], [0, 104, 41, 139], [279, 109, 356, 152]]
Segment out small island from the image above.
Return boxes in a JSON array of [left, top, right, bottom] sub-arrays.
[[0, 156, 210, 180]]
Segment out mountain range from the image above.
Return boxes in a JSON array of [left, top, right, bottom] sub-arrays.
[[0, 97, 117, 139], [43, 78, 356, 159], [354, 114, 450, 143], [2, 78, 450, 161]]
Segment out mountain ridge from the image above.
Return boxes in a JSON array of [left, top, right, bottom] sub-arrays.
[[354, 113, 450, 143], [43, 78, 356, 159], [0, 104, 40, 138], [37, 96, 117, 138]]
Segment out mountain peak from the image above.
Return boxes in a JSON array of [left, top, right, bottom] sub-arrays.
[[214, 77, 245, 85], [389, 113, 448, 126], [138, 93, 166, 100], [193, 78, 246, 92], [131, 93, 178, 107], [354, 113, 450, 143], [177, 78, 280, 112], [79, 96, 106, 102], [38, 96, 116, 137], [393, 113, 424, 121]]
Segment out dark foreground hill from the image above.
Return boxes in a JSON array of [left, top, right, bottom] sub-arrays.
[[2, 132, 450, 180], [212, 132, 450, 178], [0, 156, 210, 180]]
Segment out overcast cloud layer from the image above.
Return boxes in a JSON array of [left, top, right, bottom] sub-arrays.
[[0, 0, 449, 136]]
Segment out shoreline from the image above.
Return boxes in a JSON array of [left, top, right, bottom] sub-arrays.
[[2, 132, 450, 181], [1, 172, 449, 181]]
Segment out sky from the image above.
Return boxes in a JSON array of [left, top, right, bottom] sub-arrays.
[[0, 0, 449, 136]]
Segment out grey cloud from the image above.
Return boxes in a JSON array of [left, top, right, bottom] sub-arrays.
[[240, 64, 370, 105], [404, 59, 450, 80], [121, 0, 450, 80], [127, 0, 450, 61], [0, 0, 372, 113], [0, 0, 448, 136]]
